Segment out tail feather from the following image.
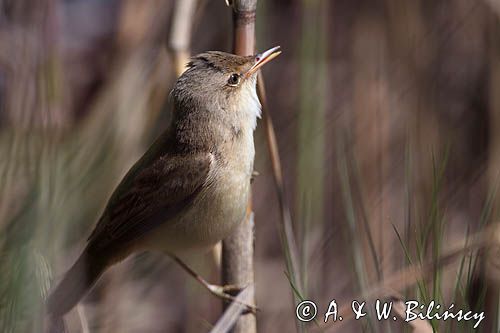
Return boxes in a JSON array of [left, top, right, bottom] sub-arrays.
[[47, 250, 105, 317]]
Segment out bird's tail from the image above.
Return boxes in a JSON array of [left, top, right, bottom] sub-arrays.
[[46, 249, 105, 317]]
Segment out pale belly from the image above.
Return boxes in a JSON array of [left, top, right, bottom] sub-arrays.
[[141, 157, 252, 256]]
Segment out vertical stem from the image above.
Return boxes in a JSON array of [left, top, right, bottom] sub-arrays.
[[231, 1, 256, 55], [296, 0, 327, 298], [168, 0, 198, 76], [221, 1, 257, 333]]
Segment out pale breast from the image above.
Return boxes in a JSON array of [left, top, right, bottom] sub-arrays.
[[144, 131, 254, 255]]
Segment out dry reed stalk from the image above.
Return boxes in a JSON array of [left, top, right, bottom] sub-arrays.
[[221, 1, 258, 333], [168, 0, 198, 76], [257, 73, 302, 297]]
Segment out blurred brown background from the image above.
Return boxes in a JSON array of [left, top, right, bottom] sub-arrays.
[[0, 0, 498, 332]]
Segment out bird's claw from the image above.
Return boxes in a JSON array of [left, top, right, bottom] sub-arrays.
[[207, 283, 258, 313]]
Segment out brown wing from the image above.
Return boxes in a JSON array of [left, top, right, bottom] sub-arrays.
[[87, 152, 213, 252]]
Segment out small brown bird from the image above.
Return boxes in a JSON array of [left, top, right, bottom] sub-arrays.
[[46, 46, 281, 322]]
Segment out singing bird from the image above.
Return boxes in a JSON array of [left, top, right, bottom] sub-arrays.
[[46, 46, 281, 323]]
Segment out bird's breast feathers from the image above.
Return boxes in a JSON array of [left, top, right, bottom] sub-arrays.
[[143, 140, 254, 255]]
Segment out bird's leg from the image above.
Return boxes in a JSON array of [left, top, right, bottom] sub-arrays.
[[172, 256, 257, 313]]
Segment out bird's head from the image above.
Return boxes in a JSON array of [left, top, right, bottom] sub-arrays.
[[171, 46, 281, 131]]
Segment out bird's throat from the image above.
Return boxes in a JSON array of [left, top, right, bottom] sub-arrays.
[[173, 88, 260, 152]]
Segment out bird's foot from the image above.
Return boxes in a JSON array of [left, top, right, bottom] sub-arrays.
[[206, 283, 258, 313], [172, 256, 257, 313]]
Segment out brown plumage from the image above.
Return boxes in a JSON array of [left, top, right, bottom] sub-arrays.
[[45, 47, 281, 325]]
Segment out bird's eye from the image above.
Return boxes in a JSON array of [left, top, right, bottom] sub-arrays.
[[227, 73, 240, 86]]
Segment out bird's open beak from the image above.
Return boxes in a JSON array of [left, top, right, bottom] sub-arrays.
[[245, 46, 281, 77]]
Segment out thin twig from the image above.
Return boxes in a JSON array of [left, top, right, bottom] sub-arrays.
[[257, 74, 303, 292]]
